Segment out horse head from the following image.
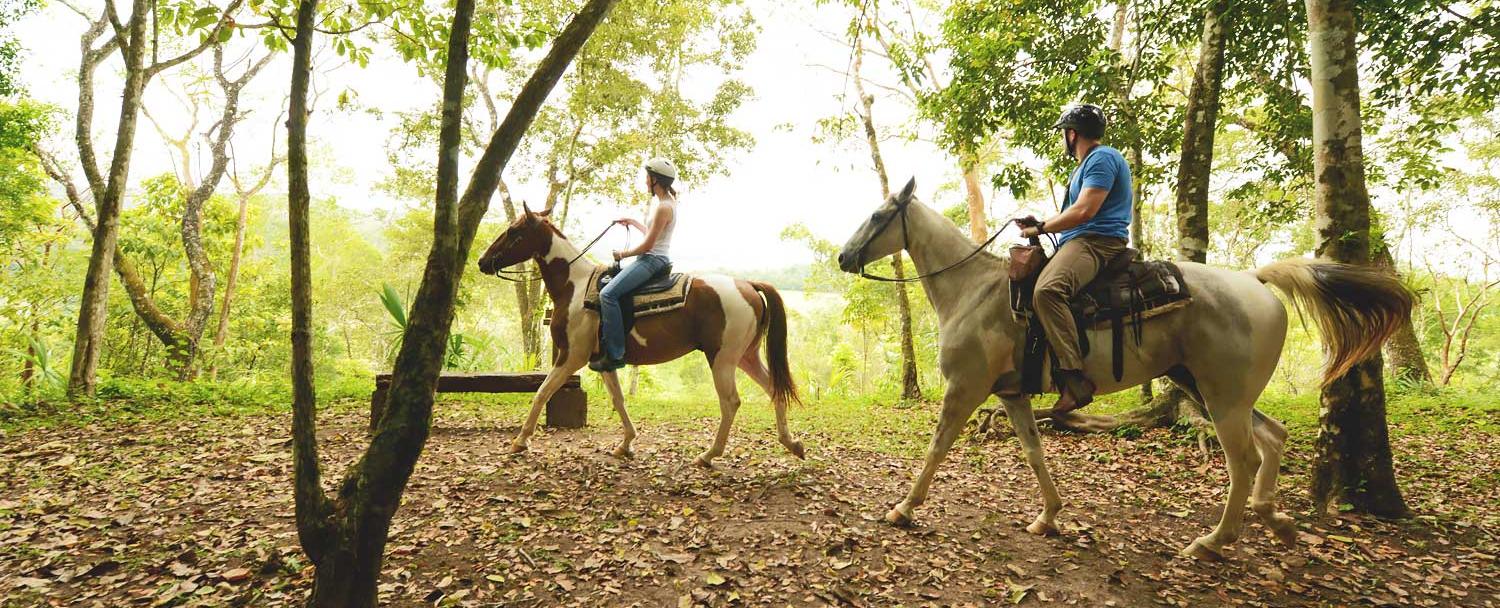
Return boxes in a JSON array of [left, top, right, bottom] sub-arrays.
[[477, 203, 558, 275], [837, 177, 918, 274]]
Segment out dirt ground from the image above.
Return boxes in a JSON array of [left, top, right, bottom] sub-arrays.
[[0, 400, 1495, 607]]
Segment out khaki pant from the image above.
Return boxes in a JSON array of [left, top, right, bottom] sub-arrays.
[[1033, 234, 1128, 371]]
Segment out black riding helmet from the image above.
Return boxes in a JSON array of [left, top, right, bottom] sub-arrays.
[[1053, 104, 1107, 159], [1053, 104, 1107, 138]]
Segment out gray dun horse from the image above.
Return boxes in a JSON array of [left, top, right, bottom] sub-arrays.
[[837, 178, 1411, 560], [477, 206, 805, 466]]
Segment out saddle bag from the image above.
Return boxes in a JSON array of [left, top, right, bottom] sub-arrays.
[[1008, 244, 1047, 282]]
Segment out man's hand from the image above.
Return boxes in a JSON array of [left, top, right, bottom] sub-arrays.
[[612, 250, 625, 261], [1014, 215, 1043, 238]]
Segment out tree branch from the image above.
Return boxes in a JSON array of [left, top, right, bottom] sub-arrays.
[[145, 0, 246, 79]]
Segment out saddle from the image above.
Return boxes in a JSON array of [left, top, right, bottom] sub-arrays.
[[1009, 245, 1191, 395], [582, 264, 692, 334]]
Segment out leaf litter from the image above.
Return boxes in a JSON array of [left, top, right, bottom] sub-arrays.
[[0, 400, 1494, 606]]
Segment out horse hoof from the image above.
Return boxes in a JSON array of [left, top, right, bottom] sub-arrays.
[[787, 440, 806, 459], [885, 506, 913, 527], [1025, 518, 1060, 537], [508, 441, 529, 455], [610, 445, 634, 460], [1267, 518, 1298, 547], [1181, 538, 1225, 562], [693, 454, 714, 469]]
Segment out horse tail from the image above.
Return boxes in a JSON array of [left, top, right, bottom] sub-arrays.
[[751, 281, 801, 406], [1254, 257, 1413, 386]]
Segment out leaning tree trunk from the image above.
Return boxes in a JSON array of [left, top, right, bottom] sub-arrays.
[[1305, 0, 1409, 518], [852, 31, 921, 401], [67, 0, 151, 397], [288, 0, 621, 604]]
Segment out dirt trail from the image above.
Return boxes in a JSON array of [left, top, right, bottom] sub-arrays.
[[0, 404, 1494, 607]]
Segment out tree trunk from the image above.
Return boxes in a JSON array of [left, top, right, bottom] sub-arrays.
[[211, 189, 255, 379], [961, 157, 987, 242], [288, 0, 619, 604], [1305, 0, 1409, 518], [1373, 240, 1431, 384], [852, 29, 921, 401], [67, 0, 151, 397]]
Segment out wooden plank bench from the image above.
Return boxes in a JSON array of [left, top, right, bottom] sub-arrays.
[[369, 372, 586, 431]]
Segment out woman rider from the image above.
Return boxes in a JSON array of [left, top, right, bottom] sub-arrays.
[[591, 157, 680, 372]]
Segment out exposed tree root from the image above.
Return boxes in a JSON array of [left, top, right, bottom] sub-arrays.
[[972, 383, 1218, 456]]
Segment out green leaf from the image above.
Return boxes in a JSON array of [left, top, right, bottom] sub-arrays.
[[379, 283, 408, 330]]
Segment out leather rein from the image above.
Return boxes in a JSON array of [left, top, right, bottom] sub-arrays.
[[855, 199, 1044, 283], [489, 224, 620, 283]]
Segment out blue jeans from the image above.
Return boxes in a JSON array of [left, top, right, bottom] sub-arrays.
[[599, 254, 670, 361]]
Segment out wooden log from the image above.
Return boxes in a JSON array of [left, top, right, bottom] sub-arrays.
[[369, 372, 586, 431], [546, 387, 587, 429]]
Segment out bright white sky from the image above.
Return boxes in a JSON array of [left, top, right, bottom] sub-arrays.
[[15, 1, 1029, 272]]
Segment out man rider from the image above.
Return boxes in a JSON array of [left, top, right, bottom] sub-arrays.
[[1018, 104, 1133, 413]]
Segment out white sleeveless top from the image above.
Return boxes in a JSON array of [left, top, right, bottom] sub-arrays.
[[646, 196, 677, 257]]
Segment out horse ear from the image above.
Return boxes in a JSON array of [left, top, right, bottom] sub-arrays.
[[537, 204, 553, 217], [522, 200, 532, 216], [898, 177, 917, 203]]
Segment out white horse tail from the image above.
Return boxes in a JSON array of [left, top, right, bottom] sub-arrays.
[[751, 281, 802, 406], [1254, 257, 1414, 385]]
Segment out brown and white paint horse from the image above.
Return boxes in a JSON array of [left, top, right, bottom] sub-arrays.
[[837, 179, 1412, 560], [477, 207, 805, 466]]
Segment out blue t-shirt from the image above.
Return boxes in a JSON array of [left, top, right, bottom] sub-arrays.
[[1058, 145, 1132, 245]]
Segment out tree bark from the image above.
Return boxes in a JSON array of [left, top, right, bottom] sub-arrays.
[[67, 1, 149, 397], [961, 156, 987, 243], [1305, 0, 1408, 518], [1373, 240, 1431, 384], [288, 0, 620, 604], [852, 30, 921, 401]]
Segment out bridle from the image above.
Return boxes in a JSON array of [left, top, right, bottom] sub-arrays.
[[853, 196, 1021, 283], [488, 223, 619, 283]]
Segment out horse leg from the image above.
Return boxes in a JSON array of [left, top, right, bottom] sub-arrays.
[[1000, 394, 1063, 536], [887, 382, 987, 526], [1184, 401, 1259, 561], [1250, 409, 1297, 546], [694, 355, 743, 468], [599, 370, 636, 459], [509, 357, 587, 454], [738, 348, 804, 459]]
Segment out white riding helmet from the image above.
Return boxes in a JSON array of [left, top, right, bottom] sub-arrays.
[[644, 157, 678, 180]]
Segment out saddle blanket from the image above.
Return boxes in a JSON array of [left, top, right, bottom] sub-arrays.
[[582, 266, 692, 319]]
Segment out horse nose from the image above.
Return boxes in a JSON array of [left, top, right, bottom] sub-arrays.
[[837, 252, 848, 268]]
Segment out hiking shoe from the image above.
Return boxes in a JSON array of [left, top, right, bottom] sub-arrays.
[[1051, 369, 1096, 414], [588, 357, 626, 373]]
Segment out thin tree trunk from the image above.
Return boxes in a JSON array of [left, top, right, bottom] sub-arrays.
[[67, 0, 150, 397], [1305, 0, 1409, 518], [852, 30, 920, 401], [961, 157, 987, 243], [289, 0, 620, 603], [211, 189, 255, 379]]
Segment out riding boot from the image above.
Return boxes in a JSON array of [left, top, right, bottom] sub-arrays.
[[1051, 369, 1096, 414]]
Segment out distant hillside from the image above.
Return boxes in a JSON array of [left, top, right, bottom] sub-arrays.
[[698, 264, 833, 293]]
